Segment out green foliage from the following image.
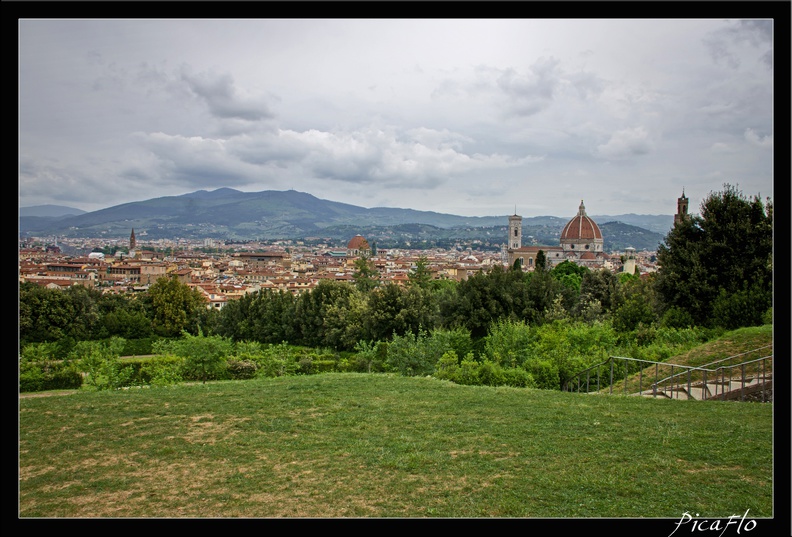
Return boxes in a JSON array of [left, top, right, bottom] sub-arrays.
[[483, 319, 533, 368], [578, 269, 621, 318], [407, 256, 433, 289], [501, 367, 535, 388], [146, 276, 206, 337], [433, 350, 461, 381], [252, 343, 299, 378], [386, 329, 454, 377], [455, 354, 482, 385], [659, 306, 695, 329], [433, 351, 535, 388], [295, 280, 362, 349], [19, 283, 102, 345], [363, 284, 438, 343], [216, 290, 298, 344], [477, 359, 506, 386], [353, 340, 387, 373], [535, 250, 547, 271], [524, 359, 560, 390], [711, 283, 772, 330], [226, 359, 259, 380], [119, 337, 159, 356], [352, 255, 379, 292], [170, 332, 234, 383], [441, 265, 539, 339], [656, 184, 772, 328], [70, 337, 133, 390], [138, 355, 184, 386], [20, 343, 84, 392]]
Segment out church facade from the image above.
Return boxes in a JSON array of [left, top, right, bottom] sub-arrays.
[[506, 200, 607, 270]]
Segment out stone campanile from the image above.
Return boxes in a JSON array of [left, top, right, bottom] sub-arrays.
[[508, 212, 522, 250], [675, 189, 689, 225]]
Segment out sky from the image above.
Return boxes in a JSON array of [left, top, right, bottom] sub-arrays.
[[18, 18, 775, 218]]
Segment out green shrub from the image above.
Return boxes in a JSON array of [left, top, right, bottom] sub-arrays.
[[139, 355, 184, 386], [20, 361, 83, 392], [174, 332, 234, 384], [353, 340, 387, 373], [226, 359, 258, 380], [712, 284, 771, 330], [310, 360, 337, 374], [433, 351, 460, 381], [120, 337, 159, 356], [660, 307, 695, 329], [70, 338, 134, 390], [386, 329, 456, 377], [524, 359, 560, 390], [501, 367, 535, 388], [455, 354, 481, 386], [477, 359, 506, 387]]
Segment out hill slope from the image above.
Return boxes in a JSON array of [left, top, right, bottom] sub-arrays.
[[19, 188, 671, 248]]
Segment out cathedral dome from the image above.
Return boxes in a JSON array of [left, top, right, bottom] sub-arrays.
[[347, 235, 370, 251], [560, 201, 602, 241]]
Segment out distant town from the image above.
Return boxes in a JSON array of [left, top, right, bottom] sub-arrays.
[[19, 195, 682, 310]]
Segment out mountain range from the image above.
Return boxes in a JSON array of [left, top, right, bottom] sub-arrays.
[[19, 188, 673, 251]]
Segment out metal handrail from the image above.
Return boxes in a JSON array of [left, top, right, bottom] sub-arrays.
[[564, 352, 772, 402], [654, 348, 772, 388]]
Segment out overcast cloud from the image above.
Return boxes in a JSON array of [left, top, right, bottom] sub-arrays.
[[18, 18, 774, 217]]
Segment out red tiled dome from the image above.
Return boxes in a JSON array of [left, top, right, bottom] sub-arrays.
[[347, 235, 370, 250], [580, 251, 597, 260], [560, 201, 602, 241]]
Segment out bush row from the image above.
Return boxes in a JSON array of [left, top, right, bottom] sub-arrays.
[[19, 321, 721, 393]]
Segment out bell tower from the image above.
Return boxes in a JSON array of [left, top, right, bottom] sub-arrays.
[[675, 189, 689, 225], [508, 211, 522, 250], [129, 228, 137, 259]]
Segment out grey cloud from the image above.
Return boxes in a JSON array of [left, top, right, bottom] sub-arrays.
[[704, 19, 773, 69], [496, 57, 562, 116], [744, 128, 772, 148], [594, 127, 653, 160], [180, 68, 274, 121]]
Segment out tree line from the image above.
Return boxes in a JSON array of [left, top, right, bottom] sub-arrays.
[[19, 184, 772, 377]]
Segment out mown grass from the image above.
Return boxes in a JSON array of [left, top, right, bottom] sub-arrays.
[[19, 371, 773, 519]]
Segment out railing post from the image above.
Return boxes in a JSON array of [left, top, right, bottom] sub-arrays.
[[702, 370, 708, 401], [624, 362, 628, 395], [760, 358, 766, 403], [741, 363, 746, 402], [687, 369, 692, 400], [610, 360, 614, 395], [654, 363, 658, 398], [639, 364, 643, 396]]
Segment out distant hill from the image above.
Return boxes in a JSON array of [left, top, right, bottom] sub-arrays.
[[19, 205, 86, 218], [18, 188, 672, 249]]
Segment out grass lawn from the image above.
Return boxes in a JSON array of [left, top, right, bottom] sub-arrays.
[[18, 372, 774, 520]]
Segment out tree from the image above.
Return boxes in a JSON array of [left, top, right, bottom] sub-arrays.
[[655, 184, 772, 327], [145, 276, 206, 337], [535, 250, 547, 271], [578, 268, 621, 318], [19, 282, 102, 346], [352, 255, 379, 292], [407, 256, 433, 289], [176, 332, 233, 384], [294, 280, 362, 348]]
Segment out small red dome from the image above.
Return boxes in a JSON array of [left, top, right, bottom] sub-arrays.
[[560, 201, 602, 241]]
